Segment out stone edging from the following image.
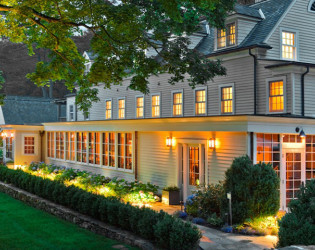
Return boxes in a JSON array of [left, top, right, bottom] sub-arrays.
[[0, 181, 155, 250]]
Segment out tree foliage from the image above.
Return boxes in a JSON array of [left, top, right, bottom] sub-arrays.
[[0, 0, 234, 111]]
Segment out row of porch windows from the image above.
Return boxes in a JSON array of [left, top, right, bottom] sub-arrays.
[[47, 132, 132, 170]]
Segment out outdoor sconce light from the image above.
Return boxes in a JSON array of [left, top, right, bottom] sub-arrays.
[[296, 127, 306, 138], [166, 137, 175, 147], [208, 138, 216, 149]]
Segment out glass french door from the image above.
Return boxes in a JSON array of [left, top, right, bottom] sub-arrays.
[[281, 148, 305, 210]]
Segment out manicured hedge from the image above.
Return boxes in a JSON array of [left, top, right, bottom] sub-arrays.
[[0, 166, 201, 249]]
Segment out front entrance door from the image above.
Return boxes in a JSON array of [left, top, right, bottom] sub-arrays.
[[181, 144, 205, 201], [281, 148, 305, 210]]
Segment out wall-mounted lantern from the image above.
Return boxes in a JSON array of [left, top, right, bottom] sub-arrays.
[[166, 137, 175, 147], [208, 138, 216, 149], [296, 127, 306, 138]]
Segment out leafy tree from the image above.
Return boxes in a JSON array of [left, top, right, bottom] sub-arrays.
[[0, 0, 234, 111]]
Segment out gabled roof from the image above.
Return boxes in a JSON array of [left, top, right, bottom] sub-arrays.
[[0, 96, 64, 125], [233, 3, 262, 19], [195, 0, 293, 56]]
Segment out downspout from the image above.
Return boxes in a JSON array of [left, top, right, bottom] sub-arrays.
[[39, 131, 45, 162], [301, 66, 310, 116], [249, 49, 257, 115], [134, 131, 138, 180], [250, 132, 254, 161]]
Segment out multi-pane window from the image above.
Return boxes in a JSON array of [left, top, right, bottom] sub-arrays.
[[269, 81, 284, 112], [118, 99, 125, 119], [221, 87, 233, 114], [5, 137, 13, 159], [55, 132, 65, 159], [195, 90, 206, 115], [282, 31, 296, 60], [118, 133, 132, 170], [64, 132, 75, 161], [77, 132, 87, 163], [136, 97, 144, 118], [151, 95, 160, 117], [89, 132, 100, 165], [105, 100, 112, 119], [69, 105, 75, 121], [47, 132, 55, 158], [227, 23, 236, 46], [102, 132, 115, 167], [256, 133, 280, 177], [24, 136, 35, 155], [173, 92, 183, 116], [189, 146, 200, 186], [217, 23, 235, 49], [305, 136, 315, 181]]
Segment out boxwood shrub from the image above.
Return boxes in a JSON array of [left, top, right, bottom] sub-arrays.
[[278, 179, 315, 247], [0, 165, 201, 249]]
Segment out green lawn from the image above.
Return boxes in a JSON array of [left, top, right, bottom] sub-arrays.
[[0, 192, 138, 250]]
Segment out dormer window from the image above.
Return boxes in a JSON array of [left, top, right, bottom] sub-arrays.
[[217, 23, 236, 49], [281, 31, 297, 60]]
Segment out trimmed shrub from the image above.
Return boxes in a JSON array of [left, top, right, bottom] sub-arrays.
[[278, 180, 315, 247], [223, 156, 280, 224], [0, 165, 201, 249]]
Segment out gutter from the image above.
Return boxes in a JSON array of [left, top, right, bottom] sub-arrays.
[[249, 49, 257, 115], [301, 66, 310, 116]]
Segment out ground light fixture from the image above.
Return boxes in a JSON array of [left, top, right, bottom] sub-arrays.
[[208, 138, 216, 149], [295, 127, 306, 138]]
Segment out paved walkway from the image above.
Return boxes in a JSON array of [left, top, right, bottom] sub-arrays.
[[198, 224, 278, 250]]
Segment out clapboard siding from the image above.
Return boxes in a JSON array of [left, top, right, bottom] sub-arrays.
[[304, 74, 315, 117], [237, 19, 258, 44], [265, 0, 315, 63], [72, 55, 255, 121]]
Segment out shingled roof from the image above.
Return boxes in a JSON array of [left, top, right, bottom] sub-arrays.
[[195, 0, 293, 56]]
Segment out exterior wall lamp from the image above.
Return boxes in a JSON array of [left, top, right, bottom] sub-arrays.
[[208, 138, 216, 149], [295, 127, 306, 138], [166, 137, 175, 147]]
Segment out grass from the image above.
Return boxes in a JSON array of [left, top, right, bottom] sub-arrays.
[[0, 192, 138, 250]]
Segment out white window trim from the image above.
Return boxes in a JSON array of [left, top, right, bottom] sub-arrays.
[[171, 89, 184, 117], [194, 86, 207, 116], [266, 76, 287, 114], [219, 83, 235, 115], [135, 95, 145, 119], [308, 0, 315, 12], [117, 97, 126, 119], [151, 92, 161, 118], [280, 28, 299, 61], [22, 134, 38, 156], [105, 98, 113, 120], [215, 21, 238, 51]]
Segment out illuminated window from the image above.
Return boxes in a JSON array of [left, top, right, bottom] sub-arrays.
[[5, 137, 13, 159], [105, 100, 112, 119], [173, 92, 183, 116], [24, 136, 35, 155], [256, 134, 280, 177], [89, 132, 100, 165], [77, 132, 87, 163], [136, 96, 144, 118], [217, 23, 235, 49], [282, 31, 296, 60], [55, 132, 64, 159], [305, 135, 315, 181], [195, 89, 206, 115], [102, 132, 115, 167], [118, 133, 133, 170], [118, 99, 125, 119], [151, 95, 160, 117], [221, 86, 233, 114], [269, 81, 284, 112], [47, 132, 55, 158], [65, 132, 75, 161]]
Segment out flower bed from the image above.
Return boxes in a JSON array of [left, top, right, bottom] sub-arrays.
[[23, 162, 159, 206], [0, 165, 201, 250]]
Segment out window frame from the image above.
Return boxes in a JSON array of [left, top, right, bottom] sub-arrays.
[[69, 105, 75, 121], [216, 22, 237, 50], [117, 97, 126, 119], [22, 134, 38, 156], [308, 0, 315, 12], [194, 87, 207, 116], [151, 93, 161, 118], [105, 98, 112, 120], [219, 83, 235, 115], [266, 76, 287, 114], [135, 95, 145, 119], [171, 90, 184, 117], [280, 28, 299, 61]]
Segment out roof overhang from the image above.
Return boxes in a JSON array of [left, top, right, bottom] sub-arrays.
[[265, 61, 315, 76]]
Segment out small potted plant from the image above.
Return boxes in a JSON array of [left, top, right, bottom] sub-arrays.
[[162, 185, 180, 205]]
